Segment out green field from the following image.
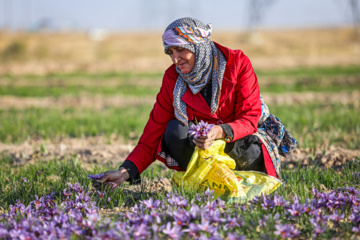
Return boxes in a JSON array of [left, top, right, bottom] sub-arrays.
[[0, 102, 359, 150], [1, 65, 359, 150], [0, 65, 359, 97]]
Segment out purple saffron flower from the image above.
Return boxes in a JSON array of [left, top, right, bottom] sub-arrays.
[[162, 222, 183, 240], [313, 225, 326, 238], [22, 177, 28, 183], [274, 224, 301, 238], [204, 188, 215, 199], [184, 223, 200, 238], [133, 223, 150, 238], [258, 218, 268, 228], [287, 203, 305, 217], [292, 195, 300, 204], [197, 218, 217, 234], [349, 212, 360, 223], [352, 225, 360, 234], [83, 213, 101, 228], [350, 196, 360, 208], [239, 203, 250, 212], [249, 195, 261, 205], [203, 209, 225, 223], [67, 182, 84, 193], [173, 210, 191, 226], [227, 233, 246, 240], [189, 124, 201, 138], [224, 216, 241, 230], [309, 217, 327, 238], [346, 186, 360, 196], [97, 190, 106, 198], [189, 120, 214, 138], [167, 195, 188, 207], [141, 198, 161, 209], [261, 196, 275, 210], [312, 187, 320, 197], [273, 194, 288, 207], [329, 210, 345, 223], [353, 205, 360, 214], [189, 205, 201, 219], [0, 228, 8, 238], [63, 188, 72, 197], [88, 173, 105, 180]]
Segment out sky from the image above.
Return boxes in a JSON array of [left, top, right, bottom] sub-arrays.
[[0, 0, 358, 32]]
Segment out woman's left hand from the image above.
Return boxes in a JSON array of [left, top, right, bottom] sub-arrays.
[[193, 125, 225, 150]]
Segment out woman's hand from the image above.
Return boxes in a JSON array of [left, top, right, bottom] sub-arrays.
[[193, 125, 226, 150], [95, 167, 130, 189]]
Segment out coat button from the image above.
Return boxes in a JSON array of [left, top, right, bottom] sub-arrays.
[[217, 120, 223, 124]]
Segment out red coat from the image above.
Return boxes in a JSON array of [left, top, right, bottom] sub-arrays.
[[126, 42, 277, 178]]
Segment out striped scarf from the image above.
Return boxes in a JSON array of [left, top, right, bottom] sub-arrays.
[[162, 17, 227, 125]]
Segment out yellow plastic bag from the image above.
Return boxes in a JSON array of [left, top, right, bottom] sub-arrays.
[[172, 139, 281, 203]]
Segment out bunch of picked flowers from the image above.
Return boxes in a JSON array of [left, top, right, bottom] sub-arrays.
[[188, 120, 214, 138]]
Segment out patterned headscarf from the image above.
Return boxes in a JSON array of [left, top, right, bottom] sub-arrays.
[[162, 17, 227, 125]]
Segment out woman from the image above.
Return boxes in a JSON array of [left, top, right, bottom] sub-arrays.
[[97, 17, 297, 187]]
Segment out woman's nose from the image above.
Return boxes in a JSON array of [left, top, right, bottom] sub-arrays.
[[172, 54, 180, 64]]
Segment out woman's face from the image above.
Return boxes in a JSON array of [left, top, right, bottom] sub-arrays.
[[167, 46, 195, 74]]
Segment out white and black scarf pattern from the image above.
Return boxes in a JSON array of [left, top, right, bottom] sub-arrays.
[[163, 17, 227, 125]]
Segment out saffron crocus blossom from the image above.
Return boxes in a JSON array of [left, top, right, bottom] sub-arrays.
[[348, 212, 360, 223], [4, 180, 360, 239], [162, 222, 183, 240], [274, 224, 301, 238], [184, 223, 199, 237], [329, 210, 345, 223], [224, 216, 241, 230], [189, 120, 214, 138], [141, 198, 161, 209], [133, 223, 150, 238], [273, 194, 288, 207], [287, 203, 305, 217], [197, 218, 217, 234], [88, 173, 105, 180], [189, 205, 201, 219], [309, 218, 326, 239], [173, 210, 191, 226], [261, 196, 275, 210], [22, 177, 27, 183], [352, 226, 360, 234], [227, 233, 246, 240]]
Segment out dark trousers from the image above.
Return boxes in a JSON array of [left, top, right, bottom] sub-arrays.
[[162, 119, 266, 173]]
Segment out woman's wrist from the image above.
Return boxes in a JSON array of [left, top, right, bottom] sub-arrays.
[[214, 125, 226, 139], [119, 160, 141, 185]]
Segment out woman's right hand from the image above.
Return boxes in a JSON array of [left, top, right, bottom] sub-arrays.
[[96, 167, 130, 188], [193, 125, 225, 150]]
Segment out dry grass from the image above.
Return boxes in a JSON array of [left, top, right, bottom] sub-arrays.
[[0, 28, 359, 74]]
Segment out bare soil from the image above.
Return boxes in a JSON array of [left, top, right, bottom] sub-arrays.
[[0, 137, 133, 170], [282, 147, 360, 171], [98, 178, 173, 217], [1, 136, 359, 172]]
